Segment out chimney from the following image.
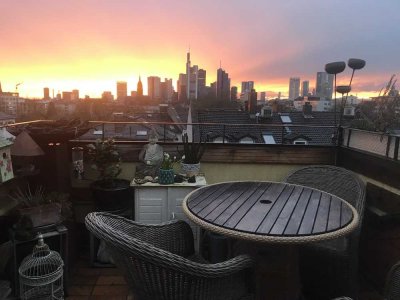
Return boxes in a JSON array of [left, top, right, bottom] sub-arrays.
[[303, 102, 312, 115]]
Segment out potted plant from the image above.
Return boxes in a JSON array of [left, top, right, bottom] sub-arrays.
[[87, 138, 131, 213], [11, 185, 71, 229], [158, 152, 179, 185], [179, 133, 206, 177]]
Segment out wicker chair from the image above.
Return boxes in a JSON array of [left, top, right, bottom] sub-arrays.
[[85, 212, 254, 300], [285, 165, 366, 300], [384, 260, 400, 300]]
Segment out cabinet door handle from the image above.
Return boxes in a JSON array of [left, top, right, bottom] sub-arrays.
[[171, 212, 175, 220]]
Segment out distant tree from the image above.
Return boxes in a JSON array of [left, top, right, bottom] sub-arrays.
[[353, 75, 400, 132]]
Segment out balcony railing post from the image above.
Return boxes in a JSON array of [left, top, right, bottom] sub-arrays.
[[163, 124, 166, 142], [223, 124, 226, 144], [102, 123, 105, 141], [346, 128, 352, 147], [394, 137, 399, 161], [386, 135, 392, 158]]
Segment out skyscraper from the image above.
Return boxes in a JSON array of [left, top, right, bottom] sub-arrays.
[[197, 69, 206, 99], [241, 81, 254, 94], [116, 81, 127, 100], [177, 73, 187, 102], [259, 91, 266, 101], [161, 78, 174, 103], [185, 51, 199, 100], [72, 89, 79, 100], [230, 86, 238, 101], [147, 76, 161, 100], [301, 81, 310, 97], [289, 77, 300, 100], [315, 72, 334, 99], [216, 68, 230, 101], [43, 87, 50, 100], [137, 76, 143, 97]]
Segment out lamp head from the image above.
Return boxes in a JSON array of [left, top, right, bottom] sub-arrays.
[[336, 85, 351, 94], [325, 61, 346, 74], [348, 58, 366, 70]]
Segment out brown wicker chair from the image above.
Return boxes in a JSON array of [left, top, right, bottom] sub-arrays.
[[384, 260, 400, 300], [85, 212, 254, 300], [285, 165, 366, 300]]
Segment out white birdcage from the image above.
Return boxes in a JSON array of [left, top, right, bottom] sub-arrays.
[[18, 234, 64, 300]]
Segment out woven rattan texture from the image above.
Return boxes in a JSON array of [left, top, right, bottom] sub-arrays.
[[385, 260, 400, 300], [85, 212, 254, 300], [285, 165, 366, 300]]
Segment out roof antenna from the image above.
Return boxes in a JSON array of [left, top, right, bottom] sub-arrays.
[[219, 60, 222, 69]]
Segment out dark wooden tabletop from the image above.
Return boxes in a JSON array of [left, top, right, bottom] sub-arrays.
[[184, 181, 357, 241]]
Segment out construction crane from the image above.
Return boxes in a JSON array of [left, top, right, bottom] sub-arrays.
[[15, 82, 23, 93]]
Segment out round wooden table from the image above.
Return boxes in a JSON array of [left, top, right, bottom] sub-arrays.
[[183, 181, 359, 299]]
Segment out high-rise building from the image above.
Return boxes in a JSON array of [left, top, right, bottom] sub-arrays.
[[216, 68, 230, 101], [177, 73, 187, 102], [197, 69, 206, 99], [241, 81, 254, 94], [137, 76, 143, 97], [301, 81, 310, 97], [72, 89, 79, 100], [249, 89, 257, 114], [147, 76, 161, 100], [116, 81, 127, 100], [161, 78, 174, 103], [259, 91, 266, 101], [230, 86, 238, 101], [315, 72, 334, 99], [62, 91, 72, 101], [102, 91, 114, 101], [240, 81, 254, 102], [43, 87, 50, 100], [289, 77, 300, 100], [185, 51, 200, 100]]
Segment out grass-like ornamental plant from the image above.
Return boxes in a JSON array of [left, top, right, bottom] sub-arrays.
[[180, 133, 206, 164]]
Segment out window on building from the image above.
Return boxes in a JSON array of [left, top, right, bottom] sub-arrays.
[[280, 115, 292, 123], [213, 136, 227, 143], [239, 137, 254, 144], [136, 130, 147, 136], [293, 139, 308, 145], [262, 134, 276, 144]]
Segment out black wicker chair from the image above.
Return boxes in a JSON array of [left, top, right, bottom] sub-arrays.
[[85, 212, 254, 300], [285, 165, 366, 300], [384, 260, 400, 300]]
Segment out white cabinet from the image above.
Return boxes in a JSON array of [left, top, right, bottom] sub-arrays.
[[132, 177, 206, 251]]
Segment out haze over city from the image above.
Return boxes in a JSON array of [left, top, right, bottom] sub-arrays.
[[1, 0, 399, 99]]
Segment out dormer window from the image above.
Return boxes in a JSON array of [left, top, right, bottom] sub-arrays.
[[293, 139, 308, 145], [280, 115, 292, 123], [239, 137, 254, 144]]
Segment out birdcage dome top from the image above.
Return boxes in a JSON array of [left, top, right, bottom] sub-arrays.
[[18, 234, 64, 285]]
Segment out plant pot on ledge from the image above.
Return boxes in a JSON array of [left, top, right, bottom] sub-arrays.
[[87, 138, 132, 215], [179, 133, 206, 177], [158, 169, 175, 185], [181, 162, 201, 177], [90, 178, 132, 213]]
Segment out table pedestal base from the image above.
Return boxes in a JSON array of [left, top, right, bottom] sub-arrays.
[[234, 242, 301, 300]]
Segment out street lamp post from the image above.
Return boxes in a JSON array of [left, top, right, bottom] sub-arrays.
[[324, 58, 366, 144]]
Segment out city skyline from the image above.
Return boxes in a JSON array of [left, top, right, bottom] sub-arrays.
[[1, 0, 399, 99]]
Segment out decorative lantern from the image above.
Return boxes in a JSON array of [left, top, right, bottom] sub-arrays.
[[0, 137, 14, 182], [18, 234, 64, 300]]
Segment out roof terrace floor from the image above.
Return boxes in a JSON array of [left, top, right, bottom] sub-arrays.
[[65, 254, 383, 300]]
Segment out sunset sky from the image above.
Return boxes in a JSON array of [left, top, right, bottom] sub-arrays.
[[1, 0, 399, 99]]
